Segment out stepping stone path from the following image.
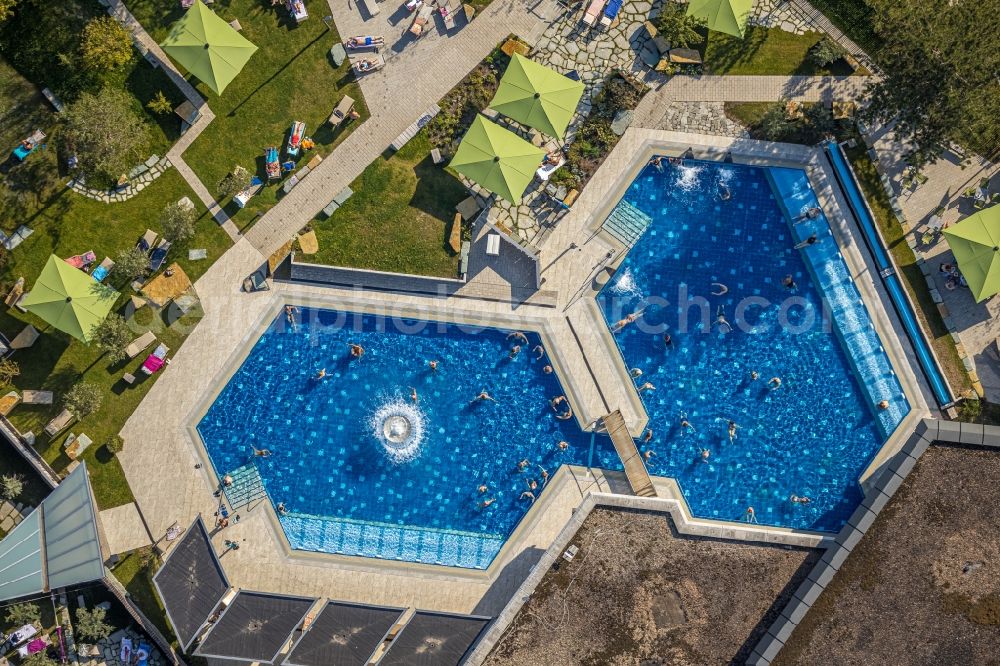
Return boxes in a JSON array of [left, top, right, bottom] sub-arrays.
[[0, 500, 26, 535], [77, 628, 165, 666], [68, 156, 172, 203]]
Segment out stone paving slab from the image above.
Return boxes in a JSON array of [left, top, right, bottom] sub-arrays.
[[100, 503, 152, 555]]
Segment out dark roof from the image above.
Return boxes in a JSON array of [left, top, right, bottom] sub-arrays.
[[283, 601, 405, 666], [378, 611, 491, 666], [195, 590, 316, 664], [153, 516, 231, 650]]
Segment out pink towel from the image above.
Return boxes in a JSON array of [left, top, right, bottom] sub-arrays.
[[143, 355, 165, 373]]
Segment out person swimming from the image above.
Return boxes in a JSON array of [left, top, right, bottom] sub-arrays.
[[520, 491, 536, 502], [314, 368, 326, 380], [510, 345, 521, 359], [643, 449, 656, 461], [252, 445, 272, 457], [276, 502, 288, 515], [745, 506, 757, 523], [479, 497, 496, 508], [711, 282, 729, 296], [714, 306, 733, 333], [631, 368, 643, 378], [638, 382, 656, 392], [409, 387, 418, 403], [478, 484, 488, 493], [700, 448, 710, 461], [558, 440, 569, 450], [664, 333, 674, 349], [474, 391, 498, 403], [429, 360, 439, 372], [556, 407, 573, 420], [790, 494, 812, 504], [768, 377, 782, 389], [538, 466, 549, 484], [727, 420, 739, 442], [782, 274, 797, 290], [643, 428, 653, 443], [719, 184, 731, 201], [349, 343, 365, 358], [611, 307, 647, 332], [751, 371, 759, 381], [543, 365, 553, 374], [551, 395, 568, 411], [507, 331, 529, 344], [517, 459, 530, 471], [533, 345, 545, 359], [649, 155, 664, 171]]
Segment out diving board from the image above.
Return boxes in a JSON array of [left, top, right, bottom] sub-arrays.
[[602, 410, 656, 497]]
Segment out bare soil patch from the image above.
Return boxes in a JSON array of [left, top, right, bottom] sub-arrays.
[[483, 508, 816, 666], [776, 444, 1000, 665]]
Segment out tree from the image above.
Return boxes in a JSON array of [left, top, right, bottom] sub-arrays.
[[160, 200, 197, 244], [6, 602, 41, 627], [63, 87, 150, 186], [655, 3, 705, 50], [104, 434, 124, 455], [22, 653, 56, 666], [863, 0, 1000, 169], [113, 247, 149, 283], [803, 103, 836, 139], [809, 37, 846, 67], [757, 102, 793, 142], [0, 357, 19, 386], [74, 607, 113, 642], [217, 165, 251, 198], [0, 474, 23, 501], [63, 382, 102, 419], [146, 91, 173, 115], [0, 0, 16, 22], [80, 17, 133, 73], [91, 314, 132, 363]]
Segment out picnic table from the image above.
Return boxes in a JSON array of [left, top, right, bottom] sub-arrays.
[[141, 263, 193, 308]]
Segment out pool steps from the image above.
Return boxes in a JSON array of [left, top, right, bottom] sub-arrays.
[[221, 461, 268, 510], [602, 200, 652, 247]]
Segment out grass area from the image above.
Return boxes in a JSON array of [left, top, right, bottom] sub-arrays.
[[702, 27, 858, 76], [110, 548, 175, 643], [805, 0, 880, 57], [843, 143, 972, 395], [127, 0, 369, 227], [300, 133, 465, 277]]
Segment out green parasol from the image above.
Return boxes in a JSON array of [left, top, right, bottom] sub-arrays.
[[161, 0, 258, 96], [21, 256, 119, 342], [942, 204, 1000, 302], [449, 115, 546, 203], [686, 0, 753, 38], [490, 53, 585, 140]]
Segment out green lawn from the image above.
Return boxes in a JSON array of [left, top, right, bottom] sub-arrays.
[[843, 144, 972, 396], [300, 133, 465, 277], [127, 0, 369, 228], [805, 0, 880, 57], [702, 27, 858, 76], [111, 548, 176, 645]]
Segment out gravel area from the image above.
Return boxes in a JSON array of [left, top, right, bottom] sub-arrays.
[[483, 507, 817, 665], [776, 444, 1000, 665]]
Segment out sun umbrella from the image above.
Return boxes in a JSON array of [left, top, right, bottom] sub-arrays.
[[686, 0, 753, 38], [449, 115, 546, 203], [490, 53, 585, 141], [943, 205, 1000, 302], [21, 256, 119, 342], [161, 0, 258, 96]]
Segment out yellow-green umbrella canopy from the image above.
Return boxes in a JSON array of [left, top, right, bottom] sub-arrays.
[[161, 0, 258, 95], [686, 0, 753, 38], [490, 53, 585, 141], [943, 204, 1000, 302], [449, 115, 546, 203], [21, 256, 119, 342]]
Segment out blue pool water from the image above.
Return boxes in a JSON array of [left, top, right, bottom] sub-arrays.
[[598, 159, 908, 530], [197, 311, 602, 568]]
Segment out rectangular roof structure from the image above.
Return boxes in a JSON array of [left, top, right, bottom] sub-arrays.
[[195, 590, 316, 664], [0, 464, 105, 602], [377, 611, 490, 666], [283, 600, 406, 666], [153, 516, 231, 650]]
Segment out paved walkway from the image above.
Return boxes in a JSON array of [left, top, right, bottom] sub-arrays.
[[100, 502, 152, 555], [105, 0, 240, 241]]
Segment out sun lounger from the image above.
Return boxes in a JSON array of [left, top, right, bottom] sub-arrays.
[[22, 390, 53, 405], [286, 0, 308, 22], [0, 391, 20, 416], [136, 229, 158, 253], [439, 0, 461, 29], [149, 238, 171, 272], [233, 176, 264, 208], [329, 95, 357, 128], [409, 4, 434, 36], [141, 343, 169, 375], [92, 256, 114, 282], [352, 55, 385, 74], [65, 432, 93, 460], [44, 408, 74, 437], [136, 643, 151, 666], [126, 330, 157, 359], [286, 121, 306, 158], [265, 146, 280, 180], [346, 35, 384, 49], [243, 270, 270, 292], [582, 0, 604, 25], [65, 251, 97, 270], [600, 0, 621, 26], [11, 130, 45, 162]]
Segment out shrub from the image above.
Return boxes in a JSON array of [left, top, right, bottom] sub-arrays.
[[959, 398, 982, 423], [146, 91, 173, 115], [802, 103, 836, 139], [0, 0, 16, 22], [218, 165, 251, 198], [63, 382, 103, 419], [757, 102, 794, 141], [80, 17, 133, 73], [0, 474, 23, 501], [809, 37, 847, 67], [6, 602, 41, 627], [0, 357, 19, 386], [113, 247, 149, 284], [63, 87, 150, 186], [655, 3, 705, 49], [74, 607, 113, 642], [104, 434, 124, 455], [91, 314, 132, 363], [22, 653, 56, 666], [160, 200, 197, 244]]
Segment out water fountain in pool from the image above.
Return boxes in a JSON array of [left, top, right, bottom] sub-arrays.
[[371, 397, 425, 463]]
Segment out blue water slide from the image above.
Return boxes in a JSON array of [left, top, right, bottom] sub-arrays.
[[823, 140, 952, 407]]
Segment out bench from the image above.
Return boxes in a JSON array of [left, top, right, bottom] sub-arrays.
[[282, 165, 312, 194], [459, 241, 471, 276], [329, 95, 356, 126], [390, 105, 441, 151], [322, 200, 340, 218], [449, 213, 462, 253], [321, 187, 355, 218], [359, 0, 380, 17]]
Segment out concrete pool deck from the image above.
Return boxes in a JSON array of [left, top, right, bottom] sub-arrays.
[[117, 131, 933, 616]]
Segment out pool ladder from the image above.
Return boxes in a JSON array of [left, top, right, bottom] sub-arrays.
[[602, 201, 652, 248], [222, 462, 268, 510]]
